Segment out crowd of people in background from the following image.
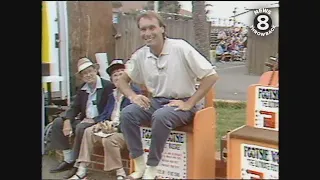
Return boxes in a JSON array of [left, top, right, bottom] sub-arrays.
[[214, 26, 248, 61]]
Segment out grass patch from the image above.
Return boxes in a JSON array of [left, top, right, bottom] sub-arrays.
[[214, 101, 246, 109], [215, 105, 246, 151]]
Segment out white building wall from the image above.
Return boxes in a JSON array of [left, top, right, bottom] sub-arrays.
[[47, 1, 60, 92]]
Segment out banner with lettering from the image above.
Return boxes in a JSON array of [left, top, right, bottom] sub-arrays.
[[140, 127, 187, 179], [254, 86, 279, 131], [241, 144, 278, 179]]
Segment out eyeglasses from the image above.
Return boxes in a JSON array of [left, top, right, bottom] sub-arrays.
[[80, 68, 96, 76]]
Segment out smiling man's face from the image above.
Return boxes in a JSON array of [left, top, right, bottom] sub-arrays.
[[138, 16, 164, 48]]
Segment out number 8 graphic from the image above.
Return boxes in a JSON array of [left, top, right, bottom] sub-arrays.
[[257, 15, 269, 31]]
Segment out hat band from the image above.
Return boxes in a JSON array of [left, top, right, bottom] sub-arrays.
[[110, 59, 124, 65], [78, 62, 93, 72]]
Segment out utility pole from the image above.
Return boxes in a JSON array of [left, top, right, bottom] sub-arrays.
[[154, 1, 159, 12], [232, 7, 238, 26]]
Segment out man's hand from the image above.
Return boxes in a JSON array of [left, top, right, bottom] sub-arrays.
[[165, 100, 194, 111], [101, 121, 117, 134], [93, 122, 103, 133], [81, 118, 95, 124], [63, 119, 73, 137], [130, 94, 151, 110], [101, 126, 118, 134]]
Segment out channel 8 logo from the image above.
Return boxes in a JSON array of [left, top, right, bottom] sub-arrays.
[[253, 13, 273, 33], [250, 8, 276, 36]]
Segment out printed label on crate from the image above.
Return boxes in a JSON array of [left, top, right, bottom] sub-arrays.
[[241, 144, 278, 179], [254, 86, 279, 131], [141, 127, 187, 179]]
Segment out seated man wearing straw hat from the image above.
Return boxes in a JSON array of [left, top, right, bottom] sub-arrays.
[[48, 57, 114, 179], [69, 59, 141, 180]]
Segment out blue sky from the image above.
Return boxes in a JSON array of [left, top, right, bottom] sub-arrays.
[[179, 1, 279, 19]]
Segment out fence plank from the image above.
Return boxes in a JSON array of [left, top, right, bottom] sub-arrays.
[[115, 13, 210, 60], [246, 27, 278, 75]]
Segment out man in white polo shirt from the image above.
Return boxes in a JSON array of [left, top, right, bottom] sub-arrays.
[[117, 11, 219, 179]]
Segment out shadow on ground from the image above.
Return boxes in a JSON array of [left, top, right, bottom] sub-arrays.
[[42, 155, 116, 180]]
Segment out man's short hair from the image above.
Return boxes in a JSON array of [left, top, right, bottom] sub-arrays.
[[136, 11, 166, 29], [136, 11, 167, 39]]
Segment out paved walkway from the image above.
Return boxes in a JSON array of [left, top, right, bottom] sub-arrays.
[[214, 61, 260, 101]]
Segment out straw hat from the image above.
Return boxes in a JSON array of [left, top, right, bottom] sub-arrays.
[[75, 57, 99, 75]]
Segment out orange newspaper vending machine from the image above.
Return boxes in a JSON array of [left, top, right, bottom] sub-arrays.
[[227, 125, 278, 179], [227, 70, 279, 179]]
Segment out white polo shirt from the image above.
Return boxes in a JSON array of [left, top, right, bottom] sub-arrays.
[[125, 38, 217, 99]]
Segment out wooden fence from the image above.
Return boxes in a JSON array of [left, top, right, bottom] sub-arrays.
[[246, 27, 279, 75], [114, 13, 210, 60]]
